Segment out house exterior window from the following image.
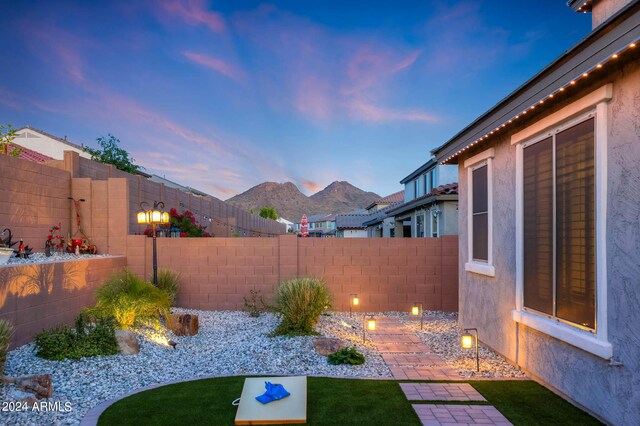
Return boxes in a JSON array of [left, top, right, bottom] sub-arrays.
[[431, 210, 439, 238], [512, 84, 612, 359], [464, 148, 495, 277], [414, 179, 420, 198], [416, 213, 424, 237], [523, 118, 595, 329]]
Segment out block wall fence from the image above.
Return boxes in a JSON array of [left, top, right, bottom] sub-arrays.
[[1, 152, 285, 255], [0, 256, 127, 349], [126, 235, 459, 312]]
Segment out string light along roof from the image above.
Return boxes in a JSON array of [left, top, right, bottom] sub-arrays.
[[432, 1, 640, 165]]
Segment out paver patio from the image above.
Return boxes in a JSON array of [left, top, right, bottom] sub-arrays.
[[411, 405, 512, 426]]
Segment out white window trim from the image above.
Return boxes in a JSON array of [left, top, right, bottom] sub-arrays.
[[464, 148, 495, 277], [513, 85, 611, 360]]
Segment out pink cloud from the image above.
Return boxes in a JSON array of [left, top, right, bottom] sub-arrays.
[[300, 180, 323, 194], [182, 51, 246, 83], [348, 99, 439, 123], [159, 0, 225, 33]]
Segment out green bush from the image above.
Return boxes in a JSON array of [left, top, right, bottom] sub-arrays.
[[34, 317, 119, 361], [327, 347, 365, 365], [154, 269, 181, 306], [88, 270, 170, 329], [272, 278, 332, 336], [0, 319, 13, 374]]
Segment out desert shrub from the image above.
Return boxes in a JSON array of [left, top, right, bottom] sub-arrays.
[[243, 289, 269, 317], [0, 319, 13, 374], [88, 270, 170, 329], [154, 269, 181, 306], [327, 347, 365, 365], [272, 278, 332, 336], [34, 317, 119, 361]]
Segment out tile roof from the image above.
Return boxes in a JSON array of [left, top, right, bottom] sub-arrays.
[[362, 202, 403, 227], [385, 183, 458, 217], [335, 214, 370, 229], [5, 143, 54, 163], [365, 190, 405, 211]]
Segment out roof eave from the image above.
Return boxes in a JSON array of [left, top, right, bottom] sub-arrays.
[[432, 1, 640, 163]]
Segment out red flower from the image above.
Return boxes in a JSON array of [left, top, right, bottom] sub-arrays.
[[48, 235, 53, 240], [180, 232, 186, 238]]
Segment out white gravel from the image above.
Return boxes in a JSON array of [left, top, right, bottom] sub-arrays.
[[3, 253, 112, 267], [0, 309, 391, 426], [398, 311, 526, 379]]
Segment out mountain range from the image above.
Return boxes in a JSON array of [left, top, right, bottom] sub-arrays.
[[226, 181, 380, 222]]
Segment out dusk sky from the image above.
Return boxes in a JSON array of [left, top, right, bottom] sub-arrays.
[[0, 1, 591, 199]]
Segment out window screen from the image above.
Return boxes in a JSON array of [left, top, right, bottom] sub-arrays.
[[472, 165, 488, 261], [522, 117, 595, 329], [555, 119, 595, 329], [523, 137, 553, 315]]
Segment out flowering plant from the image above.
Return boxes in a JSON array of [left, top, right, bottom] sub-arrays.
[[168, 208, 209, 237], [47, 224, 65, 249]]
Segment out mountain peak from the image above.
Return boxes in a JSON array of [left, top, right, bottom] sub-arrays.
[[227, 180, 380, 222]]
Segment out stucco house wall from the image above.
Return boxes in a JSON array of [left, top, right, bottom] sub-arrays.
[[457, 58, 640, 425]]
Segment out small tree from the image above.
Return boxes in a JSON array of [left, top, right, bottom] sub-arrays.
[[0, 124, 17, 156], [259, 206, 279, 220], [83, 134, 142, 174]]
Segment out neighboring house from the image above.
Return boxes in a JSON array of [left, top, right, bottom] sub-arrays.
[[148, 174, 212, 198], [335, 214, 368, 238], [293, 214, 336, 237], [363, 191, 404, 237], [14, 126, 92, 160], [432, 1, 640, 424], [388, 158, 458, 238], [4, 142, 54, 163], [276, 217, 294, 233]]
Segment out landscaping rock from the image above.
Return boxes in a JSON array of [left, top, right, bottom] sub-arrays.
[[115, 330, 140, 355], [313, 337, 347, 356], [166, 313, 199, 336], [10, 374, 53, 399]]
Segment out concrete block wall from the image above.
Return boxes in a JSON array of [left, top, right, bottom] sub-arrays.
[[0, 154, 72, 248], [0, 256, 127, 348], [126, 235, 458, 312]]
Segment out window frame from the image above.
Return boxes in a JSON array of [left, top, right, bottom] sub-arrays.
[[512, 84, 612, 359], [464, 148, 495, 277]]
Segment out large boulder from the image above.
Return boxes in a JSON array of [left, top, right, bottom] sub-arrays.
[[166, 313, 199, 336], [115, 330, 140, 355], [313, 338, 347, 356]]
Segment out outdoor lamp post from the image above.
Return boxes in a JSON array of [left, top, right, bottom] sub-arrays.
[[137, 201, 170, 286], [350, 294, 359, 318], [461, 328, 479, 372], [411, 302, 424, 330], [363, 316, 376, 343]]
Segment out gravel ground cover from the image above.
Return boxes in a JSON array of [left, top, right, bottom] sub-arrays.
[[0, 309, 390, 426], [3, 253, 112, 267], [398, 310, 526, 379]]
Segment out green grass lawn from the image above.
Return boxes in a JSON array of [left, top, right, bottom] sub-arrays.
[[98, 378, 601, 426]]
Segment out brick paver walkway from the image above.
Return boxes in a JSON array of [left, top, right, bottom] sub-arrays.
[[368, 317, 459, 380], [400, 383, 486, 401], [412, 405, 512, 425], [370, 316, 513, 425]]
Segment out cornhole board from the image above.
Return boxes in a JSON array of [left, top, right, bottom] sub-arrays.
[[234, 376, 307, 425]]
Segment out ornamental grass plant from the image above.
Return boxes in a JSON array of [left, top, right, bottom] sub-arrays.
[[272, 278, 332, 336], [0, 319, 13, 374], [88, 270, 170, 330]]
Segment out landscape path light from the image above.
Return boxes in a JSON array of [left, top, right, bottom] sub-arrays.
[[461, 328, 479, 372], [411, 302, 424, 330], [137, 201, 170, 286], [363, 316, 376, 343], [350, 294, 359, 318]]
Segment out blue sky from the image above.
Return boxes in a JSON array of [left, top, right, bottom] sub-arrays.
[[0, 1, 590, 198]]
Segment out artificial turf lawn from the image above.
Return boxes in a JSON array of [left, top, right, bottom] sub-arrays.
[[98, 378, 601, 426], [470, 381, 602, 425]]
